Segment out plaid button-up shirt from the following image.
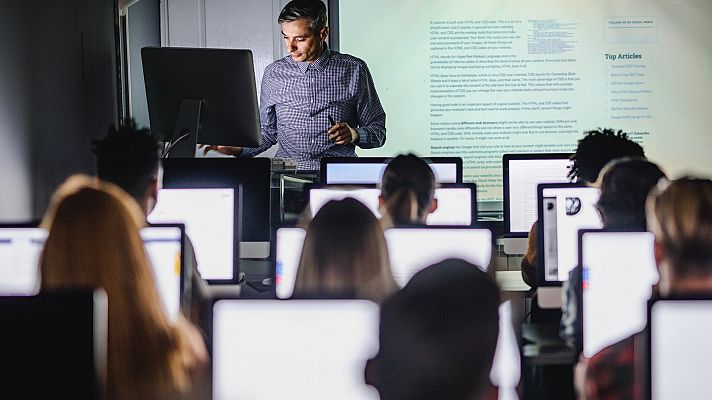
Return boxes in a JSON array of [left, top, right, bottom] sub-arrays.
[[240, 47, 386, 170]]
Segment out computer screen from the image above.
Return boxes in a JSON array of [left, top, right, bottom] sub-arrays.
[[0, 227, 46, 295], [148, 188, 236, 282], [161, 157, 269, 259], [538, 184, 602, 285], [580, 231, 657, 358], [212, 299, 380, 400], [307, 184, 476, 225], [321, 157, 462, 184], [384, 227, 492, 287], [275, 227, 306, 300], [140, 225, 184, 322], [503, 154, 573, 235], [650, 299, 712, 400]]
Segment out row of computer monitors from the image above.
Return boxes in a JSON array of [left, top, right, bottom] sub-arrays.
[[3, 277, 707, 398], [0, 219, 660, 356], [148, 153, 573, 283]]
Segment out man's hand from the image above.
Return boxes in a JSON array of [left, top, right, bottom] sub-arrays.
[[328, 122, 359, 145], [199, 145, 243, 157]]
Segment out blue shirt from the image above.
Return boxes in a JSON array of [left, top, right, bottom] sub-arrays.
[[240, 47, 386, 170]]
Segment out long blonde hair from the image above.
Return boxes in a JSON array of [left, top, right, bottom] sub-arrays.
[[295, 198, 397, 303], [39, 175, 200, 399]]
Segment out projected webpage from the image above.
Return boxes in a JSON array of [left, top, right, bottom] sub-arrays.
[[325, 163, 458, 184], [541, 186, 602, 282], [140, 226, 183, 322], [149, 188, 234, 280], [212, 300, 380, 400], [384, 228, 492, 287], [507, 158, 573, 233], [651, 300, 712, 400], [581, 231, 657, 358], [340, 0, 712, 202], [309, 187, 473, 225], [0, 228, 46, 295], [275, 227, 306, 299]]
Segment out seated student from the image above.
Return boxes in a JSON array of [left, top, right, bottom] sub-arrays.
[[366, 258, 500, 400], [92, 120, 209, 328], [39, 176, 208, 400], [561, 158, 666, 350], [379, 154, 438, 227], [584, 177, 712, 400], [521, 128, 646, 288], [294, 198, 397, 303]]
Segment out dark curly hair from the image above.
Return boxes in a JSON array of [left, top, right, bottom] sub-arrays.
[[568, 128, 645, 183]]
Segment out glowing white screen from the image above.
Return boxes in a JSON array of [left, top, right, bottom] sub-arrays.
[[148, 188, 234, 280], [275, 227, 306, 299], [309, 188, 382, 217], [140, 227, 182, 322], [428, 188, 472, 225], [213, 300, 380, 400], [507, 158, 573, 233], [651, 301, 712, 400], [384, 228, 492, 287], [0, 228, 46, 295], [541, 186, 602, 282], [309, 187, 473, 226], [325, 163, 458, 184], [581, 232, 657, 357]]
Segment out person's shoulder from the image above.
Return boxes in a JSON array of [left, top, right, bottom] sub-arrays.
[[263, 56, 293, 76], [589, 334, 636, 370], [329, 50, 370, 70]]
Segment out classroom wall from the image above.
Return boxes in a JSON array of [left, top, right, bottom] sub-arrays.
[[0, 0, 118, 220]]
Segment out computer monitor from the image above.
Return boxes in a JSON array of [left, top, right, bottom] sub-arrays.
[[148, 187, 239, 283], [321, 157, 462, 184], [0, 290, 107, 399], [275, 227, 306, 300], [579, 230, 657, 358], [649, 298, 712, 400], [141, 47, 260, 157], [537, 183, 602, 287], [212, 299, 380, 400], [306, 183, 477, 226], [503, 153, 573, 236], [161, 157, 270, 259], [384, 227, 493, 287], [0, 225, 46, 296], [140, 224, 185, 321]]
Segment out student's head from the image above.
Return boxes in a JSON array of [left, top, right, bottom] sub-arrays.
[[379, 154, 438, 226], [367, 259, 500, 400], [647, 177, 712, 296], [40, 175, 193, 397], [595, 157, 666, 230], [568, 128, 645, 183], [278, 0, 328, 63], [92, 119, 161, 216], [295, 197, 397, 303]]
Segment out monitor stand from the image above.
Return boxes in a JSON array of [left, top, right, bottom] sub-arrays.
[[239, 241, 271, 259], [163, 99, 202, 158]]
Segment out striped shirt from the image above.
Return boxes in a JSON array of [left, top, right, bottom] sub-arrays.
[[240, 47, 386, 170]]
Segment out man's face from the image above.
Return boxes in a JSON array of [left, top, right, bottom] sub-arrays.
[[281, 19, 328, 63]]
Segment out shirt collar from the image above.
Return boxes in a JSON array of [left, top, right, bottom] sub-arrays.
[[295, 44, 331, 74]]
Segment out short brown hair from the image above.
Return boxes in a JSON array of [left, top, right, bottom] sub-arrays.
[[647, 177, 712, 276]]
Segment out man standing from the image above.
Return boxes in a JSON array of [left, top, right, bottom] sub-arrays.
[[204, 0, 386, 169]]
